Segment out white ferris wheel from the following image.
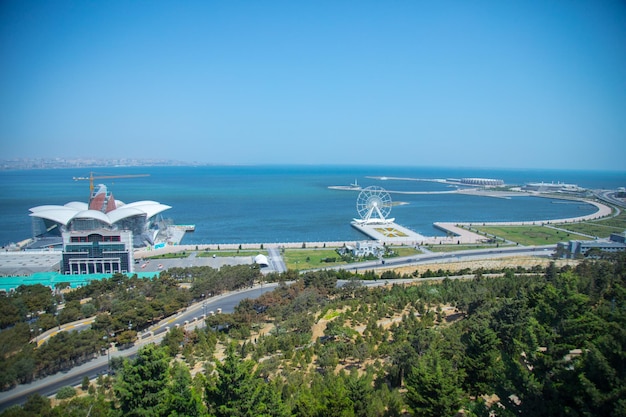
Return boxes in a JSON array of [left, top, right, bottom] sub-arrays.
[[354, 186, 394, 224]]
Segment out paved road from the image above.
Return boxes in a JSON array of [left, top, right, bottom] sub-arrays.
[[594, 190, 625, 209], [267, 247, 287, 273]]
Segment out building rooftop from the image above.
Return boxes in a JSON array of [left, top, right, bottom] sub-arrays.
[[0, 251, 61, 276]]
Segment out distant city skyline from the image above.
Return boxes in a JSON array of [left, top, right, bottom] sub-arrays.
[[1, 1, 625, 171]]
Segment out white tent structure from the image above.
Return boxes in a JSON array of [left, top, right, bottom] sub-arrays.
[[254, 254, 269, 267]]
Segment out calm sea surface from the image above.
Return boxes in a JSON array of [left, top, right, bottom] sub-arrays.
[[0, 165, 623, 246]]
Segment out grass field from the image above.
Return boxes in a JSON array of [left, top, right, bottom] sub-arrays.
[[551, 211, 626, 238], [392, 247, 422, 257], [282, 248, 346, 270], [282, 246, 422, 270], [469, 225, 590, 246]]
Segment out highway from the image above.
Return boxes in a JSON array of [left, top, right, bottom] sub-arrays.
[[0, 245, 556, 410], [593, 190, 625, 209]]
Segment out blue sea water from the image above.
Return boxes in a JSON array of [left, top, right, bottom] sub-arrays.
[[0, 165, 623, 246]]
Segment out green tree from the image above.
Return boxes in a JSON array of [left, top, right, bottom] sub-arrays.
[[461, 316, 503, 396], [81, 375, 90, 391], [319, 372, 354, 417], [113, 344, 170, 417], [161, 326, 185, 357], [405, 351, 463, 417], [164, 362, 205, 417], [205, 343, 289, 417], [0, 297, 20, 329], [55, 386, 76, 400], [22, 393, 51, 416]]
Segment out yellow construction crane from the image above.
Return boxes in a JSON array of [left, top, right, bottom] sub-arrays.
[[73, 172, 150, 194]]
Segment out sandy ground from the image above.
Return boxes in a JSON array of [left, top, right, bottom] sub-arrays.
[[381, 256, 579, 276]]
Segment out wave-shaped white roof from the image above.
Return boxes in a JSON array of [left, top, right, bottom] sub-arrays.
[[29, 200, 171, 227], [107, 207, 146, 224], [64, 201, 89, 210], [29, 207, 80, 225], [73, 210, 112, 225]]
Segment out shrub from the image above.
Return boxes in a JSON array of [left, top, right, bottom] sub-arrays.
[[56, 386, 76, 400]]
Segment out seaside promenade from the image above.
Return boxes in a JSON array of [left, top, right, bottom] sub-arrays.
[[135, 198, 614, 258]]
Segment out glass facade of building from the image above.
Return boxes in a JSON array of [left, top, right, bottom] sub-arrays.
[[61, 231, 133, 274]]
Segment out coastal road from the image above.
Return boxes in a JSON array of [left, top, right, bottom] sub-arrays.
[[593, 190, 625, 209]]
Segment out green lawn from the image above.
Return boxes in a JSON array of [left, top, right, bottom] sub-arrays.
[[553, 212, 626, 238], [391, 247, 422, 257], [469, 208, 626, 245], [471, 225, 591, 246], [282, 248, 346, 270]]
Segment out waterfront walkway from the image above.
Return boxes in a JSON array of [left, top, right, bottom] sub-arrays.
[[134, 199, 614, 255]]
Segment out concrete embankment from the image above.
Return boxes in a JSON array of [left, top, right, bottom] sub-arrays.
[[139, 197, 613, 255]]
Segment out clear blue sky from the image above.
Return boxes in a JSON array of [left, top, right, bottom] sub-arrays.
[[1, 1, 625, 170]]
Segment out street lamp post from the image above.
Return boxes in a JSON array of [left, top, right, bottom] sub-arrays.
[[103, 332, 114, 373], [103, 335, 110, 372]]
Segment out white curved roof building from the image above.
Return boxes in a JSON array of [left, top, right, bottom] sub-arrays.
[[29, 184, 171, 248], [29, 201, 170, 226], [460, 178, 504, 187]]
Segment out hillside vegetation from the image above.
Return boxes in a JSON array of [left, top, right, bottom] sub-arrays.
[[1, 253, 625, 417]]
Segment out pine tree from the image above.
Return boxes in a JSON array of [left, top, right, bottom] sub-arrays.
[[205, 343, 290, 417], [405, 351, 463, 417], [164, 362, 205, 417], [113, 344, 170, 417]]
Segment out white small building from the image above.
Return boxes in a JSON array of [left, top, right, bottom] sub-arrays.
[[254, 254, 269, 267], [340, 241, 384, 258]]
